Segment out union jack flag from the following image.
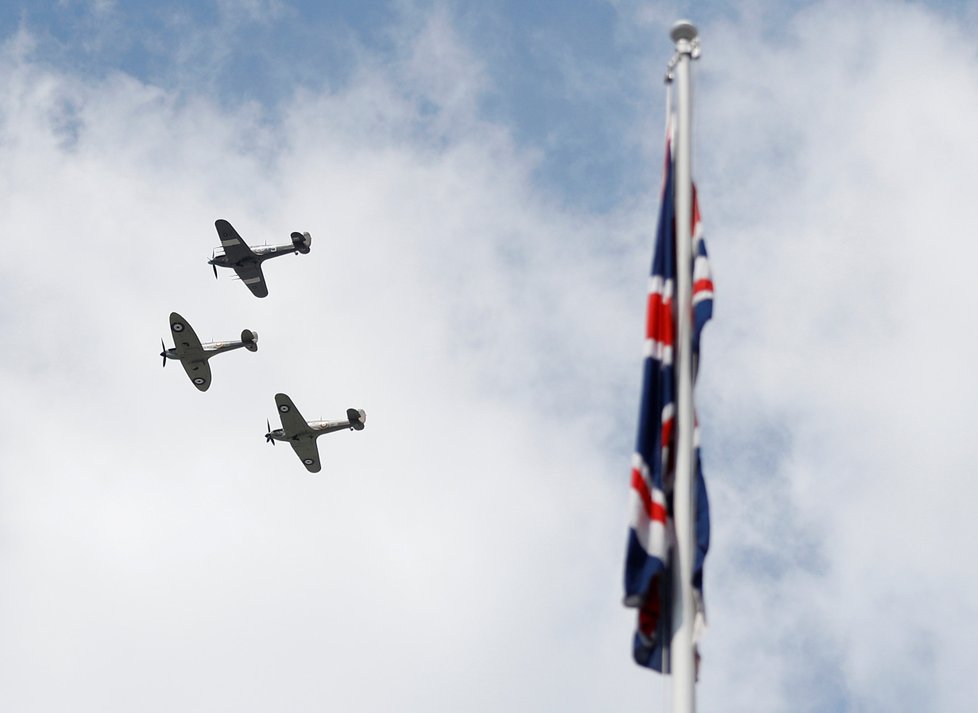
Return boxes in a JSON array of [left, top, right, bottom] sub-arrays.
[[623, 133, 713, 672]]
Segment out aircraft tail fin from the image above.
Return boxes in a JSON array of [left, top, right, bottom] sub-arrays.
[[347, 408, 366, 431], [242, 329, 258, 351], [291, 231, 312, 254]]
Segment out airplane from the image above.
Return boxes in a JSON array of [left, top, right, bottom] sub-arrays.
[[208, 218, 312, 298], [265, 393, 365, 473], [160, 311, 258, 392]]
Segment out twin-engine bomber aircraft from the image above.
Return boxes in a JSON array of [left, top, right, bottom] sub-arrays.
[[208, 219, 312, 298], [265, 393, 366, 473], [161, 312, 257, 392]]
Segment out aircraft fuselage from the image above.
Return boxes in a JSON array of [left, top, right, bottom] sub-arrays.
[[267, 419, 352, 443], [208, 243, 297, 269], [163, 340, 253, 363]]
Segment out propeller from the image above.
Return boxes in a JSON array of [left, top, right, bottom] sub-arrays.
[[211, 249, 218, 279], [265, 419, 275, 445], [160, 339, 167, 367]]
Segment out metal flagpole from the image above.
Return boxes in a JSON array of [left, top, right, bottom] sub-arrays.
[[668, 19, 699, 713]]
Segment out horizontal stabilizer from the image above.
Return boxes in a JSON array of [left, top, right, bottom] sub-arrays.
[[347, 408, 366, 431]]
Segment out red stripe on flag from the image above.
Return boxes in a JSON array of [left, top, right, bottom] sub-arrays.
[[638, 584, 662, 637], [631, 467, 667, 524], [646, 293, 674, 346], [660, 416, 674, 449], [693, 279, 714, 294]]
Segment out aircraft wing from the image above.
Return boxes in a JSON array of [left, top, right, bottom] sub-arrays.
[[232, 263, 268, 298], [274, 393, 313, 437], [289, 437, 322, 473], [180, 359, 212, 392], [214, 219, 258, 263], [169, 312, 204, 357]]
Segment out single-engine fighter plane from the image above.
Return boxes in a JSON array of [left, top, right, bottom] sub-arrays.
[[208, 219, 312, 298], [160, 312, 258, 392], [265, 393, 366, 473]]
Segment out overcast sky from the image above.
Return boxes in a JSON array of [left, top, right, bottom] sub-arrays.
[[2, 1, 977, 712]]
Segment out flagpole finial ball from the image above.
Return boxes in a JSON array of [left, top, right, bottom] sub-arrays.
[[670, 20, 698, 44]]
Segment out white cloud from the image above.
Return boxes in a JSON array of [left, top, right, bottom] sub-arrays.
[[0, 15, 646, 713], [216, 0, 288, 25], [691, 2, 978, 710], [3, 1, 978, 711]]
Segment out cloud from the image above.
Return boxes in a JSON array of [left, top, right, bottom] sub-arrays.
[[3, 2, 978, 711], [0, 12, 648, 713], [690, 2, 978, 710]]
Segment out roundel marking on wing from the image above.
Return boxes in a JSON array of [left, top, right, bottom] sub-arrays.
[[279, 404, 290, 413], [303, 458, 315, 465], [172, 322, 184, 332], [193, 377, 206, 385]]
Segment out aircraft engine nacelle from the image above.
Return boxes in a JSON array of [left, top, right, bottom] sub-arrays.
[[291, 231, 312, 254], [347, 408, 366, 431], [242, 329, 258, 351]]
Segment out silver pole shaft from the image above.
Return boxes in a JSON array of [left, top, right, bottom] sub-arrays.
[[668, 19, 698, 713]]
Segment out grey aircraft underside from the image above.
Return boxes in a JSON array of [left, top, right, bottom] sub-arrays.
[[265, 393, 366, 473], [160, 311, 258, 391], [208, 218, 312, 298]]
